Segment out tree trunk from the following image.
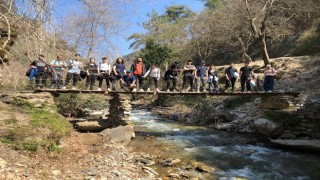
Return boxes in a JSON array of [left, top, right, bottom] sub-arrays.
[[259, 33, 269, 66]]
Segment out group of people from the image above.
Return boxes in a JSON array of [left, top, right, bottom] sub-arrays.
[[28, 54, 277, 93]]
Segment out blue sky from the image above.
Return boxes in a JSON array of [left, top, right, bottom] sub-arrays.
[[54, 0, 204, 57]]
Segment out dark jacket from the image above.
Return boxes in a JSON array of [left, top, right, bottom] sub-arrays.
[[130, 63, 146, 75]]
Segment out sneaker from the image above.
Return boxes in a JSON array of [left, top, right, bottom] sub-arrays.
[[156, 88, 160, 92], [167, 89, 170, 92], [173, 89, 177, 92], [132, 88, 137, 92], [147, 88, 150, 92], [139, 89, 144, 92], [197, 90, 200, 93], [107, 88, 111, 91], [61, 86, 66, 90], [71, 87, 77, 90], [97, 88, 102, 91], [203, 90, 208, 93]]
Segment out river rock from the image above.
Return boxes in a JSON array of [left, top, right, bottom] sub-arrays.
[[196, 163, 215, 173], [253, 118, 283, 138], [0, 158, 7, 168], [270, 139, 320, 151], [100, 125, 134, 146], [142, 166, 159, 176], [160, 158, 181, 166], [136, 158, 155, 166]]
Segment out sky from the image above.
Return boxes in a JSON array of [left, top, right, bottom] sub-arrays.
[[53, 0, 205, 58]]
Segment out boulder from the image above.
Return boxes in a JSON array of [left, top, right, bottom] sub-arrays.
[[253, 118, 283, 138], [270, 139, 320, 151], [260, 96, 291, 109], [99, 125, 134, 146]]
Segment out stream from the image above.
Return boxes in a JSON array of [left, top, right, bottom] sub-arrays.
[[128, 109, 320, 180]]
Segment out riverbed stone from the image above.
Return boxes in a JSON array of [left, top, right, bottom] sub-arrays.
[[270, 139, 320, 151], [160, 158, 181, 166], [196, 163, 215, 173], [100, 125, 134, 146], [253, 118, 283, 138], [0, 158, 7, 168]]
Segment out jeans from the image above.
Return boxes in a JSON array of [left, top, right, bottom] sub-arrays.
[[51, 71, 64, 88], [65, 72, 80, 87], [134, 74, 144, 89], [166, 77, 177, 90], [148, 77, 158, 88], [208, 76, 218, 92], [86, 74, 97, 90], [264, 75, 274, 91], [111, 75, 122, 90], [240, 77, 251, 92], [99, 76, 110, 89], [183, 74, 194, 91], [225, 77, 236, 91], [35, 71, 47, 87], [196, 76, 206, 91]]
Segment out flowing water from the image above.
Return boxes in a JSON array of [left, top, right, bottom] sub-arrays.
[[129, 109, 320, 180]]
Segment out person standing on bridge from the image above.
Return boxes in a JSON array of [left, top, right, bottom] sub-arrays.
[[112, 57, 126, 91], [264, 64, 277, 92], [239, 62, 253, 92], [30, 54, 48, 89], [143, 63, 161, 92], [98, 56, 112, 91], [182, 60, 196, 92], [50, 55, 67, 89], [224, 63, 238, 92], [120, 70, 137, 92], [165, 61, 180, 92], [130, 57, 146, 92], [208, 65, 219, 92], [64, 54, 82, 90], [196, 61, 208, 92], [85, 58, 99, 90]]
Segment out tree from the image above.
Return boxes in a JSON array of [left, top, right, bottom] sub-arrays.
[[128, 5, 195, 51], [139, 40, 174, 69]]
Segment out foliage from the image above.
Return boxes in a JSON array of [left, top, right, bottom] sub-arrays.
[[224, 96, 254, 109], [199, 0, 225, 9], [139, 40, 174, 68], [30, 108, 72, 140], [54, 94, 106, 117], [291, 19, 320, 56], [128, 5, 195, 55]]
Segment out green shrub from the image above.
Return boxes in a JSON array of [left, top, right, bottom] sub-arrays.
[[54, 94, 106, 117], [224, 96, 254, 109], [30, 109, 72, 140]]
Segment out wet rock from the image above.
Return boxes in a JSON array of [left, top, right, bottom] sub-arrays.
[[219, 177, 248, 180], [253, 118, 283, 138], [160, 158, 181, 166], [100, 125, 134, 146], [196, 163, 215, 173], [270, 139, 320, 151]]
